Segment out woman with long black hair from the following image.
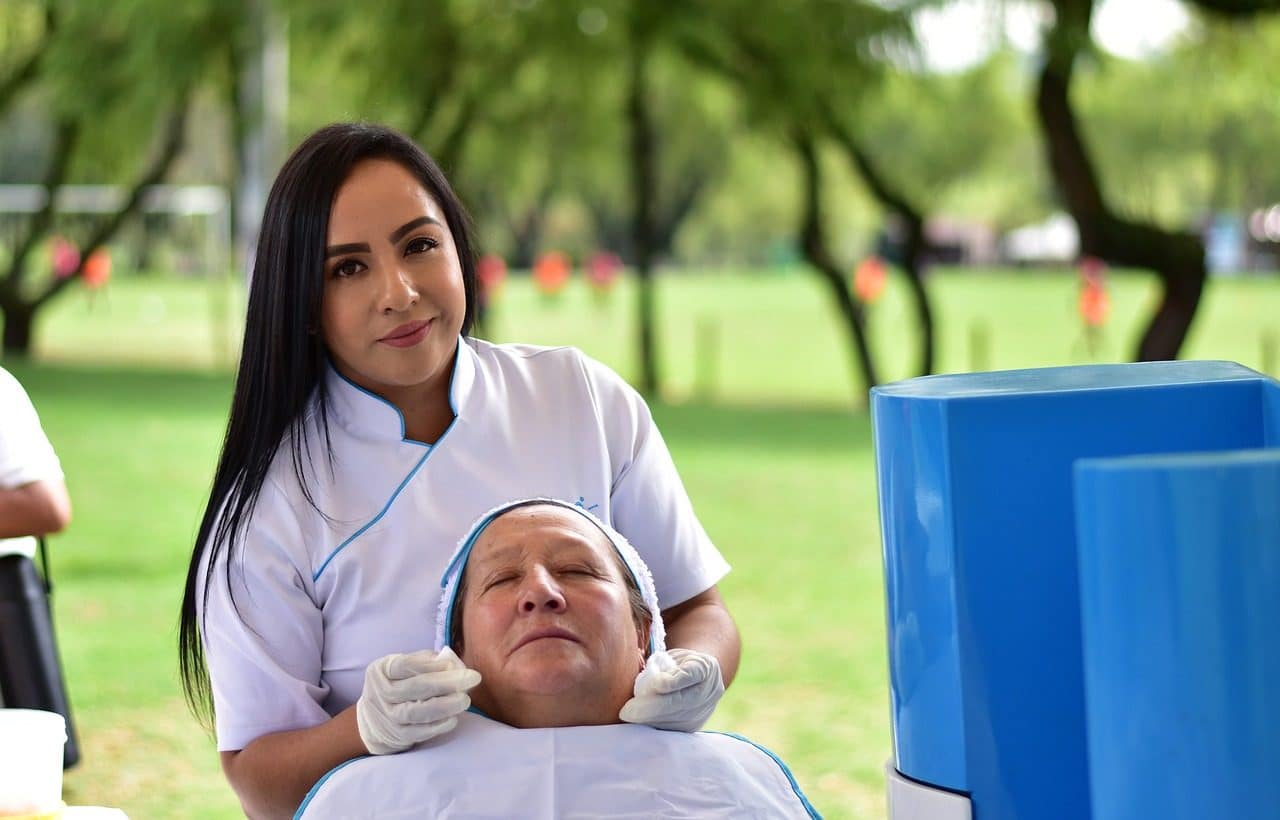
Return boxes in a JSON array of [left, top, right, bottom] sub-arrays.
[[178, 123, 740, 819]]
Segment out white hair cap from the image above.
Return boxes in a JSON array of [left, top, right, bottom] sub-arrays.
[[435, 497, 666, 655]]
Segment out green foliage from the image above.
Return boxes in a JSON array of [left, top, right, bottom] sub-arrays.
[[35, 0, 233, 179], [1076, 11, 1280, 224], [855, 49, 1049, 226]]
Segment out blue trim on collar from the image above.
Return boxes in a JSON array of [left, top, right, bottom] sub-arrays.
[[465, 704, 494, 720], [312, 447, 432, 581], [329, 366, 426, 447], [704, 731, 823, 819], [311, 343, 466, 582], [293, 755, 367, 819], [325, 336, 467, 445]]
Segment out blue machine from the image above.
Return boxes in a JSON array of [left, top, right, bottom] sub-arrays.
[[1076, 449, 1280, 820], [871, 361, 1280, 820]]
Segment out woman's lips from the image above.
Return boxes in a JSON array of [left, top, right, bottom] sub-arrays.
[[378, 319, 432, 348], [513, 627, 580, 653]]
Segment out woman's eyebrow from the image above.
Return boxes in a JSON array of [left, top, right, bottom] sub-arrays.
[[389, 215, 442, 244], [325, 242, 370, 258], [324, 216, 442, 258]]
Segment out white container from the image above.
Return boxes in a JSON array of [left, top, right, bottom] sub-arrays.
[[0, 708, 66, 816]]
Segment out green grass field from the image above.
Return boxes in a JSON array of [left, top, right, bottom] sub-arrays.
[[8, 267, 1279, 819]]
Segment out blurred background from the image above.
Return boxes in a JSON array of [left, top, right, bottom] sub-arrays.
[[1, 0, 1278, 817]]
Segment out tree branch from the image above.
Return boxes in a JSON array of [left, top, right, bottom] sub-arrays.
[[433, 91, 480, 178], [35, 98, 190, 308], [628, 10, 660, 395], [793, 127, 879, 391], [1187, 0, 1280, 15], [652, 166, 710, 256], [2, 120, 79, 295], [672, 30, 752, 89], [821, 103, 936, 376], [820, 102, 915, 224], [1036, 56, 1108, 246], [1036, 0, 1207, 360], [0, 0, 57, 115]]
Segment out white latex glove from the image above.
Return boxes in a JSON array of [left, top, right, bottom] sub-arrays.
[[618, 648, 724, 732], [356, 646, 481, 755]]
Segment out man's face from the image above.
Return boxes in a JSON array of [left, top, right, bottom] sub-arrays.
[[457, 505, 646, 726]]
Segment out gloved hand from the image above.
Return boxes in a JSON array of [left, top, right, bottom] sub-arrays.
[[356, 646, 481, 755], [618, 648, 724, 732]]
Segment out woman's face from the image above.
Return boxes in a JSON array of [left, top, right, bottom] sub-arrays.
[[321, 158, 466, 403]]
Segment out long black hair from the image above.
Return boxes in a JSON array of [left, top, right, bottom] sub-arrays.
[[179, 123, 478, 725]]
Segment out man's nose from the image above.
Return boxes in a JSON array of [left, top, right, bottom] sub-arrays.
[[518, 568, 565, 613], [378, 262, 419, 314]]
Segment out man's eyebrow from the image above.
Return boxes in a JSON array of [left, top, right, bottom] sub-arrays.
[[325, 242, 370, 258], [389, 215, 442, 244], [471, 543, 523, 570]]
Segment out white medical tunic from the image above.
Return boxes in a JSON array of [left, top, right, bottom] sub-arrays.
[[200, 338, 730, 751], [296, 711, 820, 819], [0, 366, 64, 559]]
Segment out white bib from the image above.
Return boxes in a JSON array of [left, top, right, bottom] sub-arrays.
[[296, 712, 819, 819]]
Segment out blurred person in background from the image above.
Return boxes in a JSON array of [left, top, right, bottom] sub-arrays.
[[0, 364, 80, 770], [0, 367, 71, 548]]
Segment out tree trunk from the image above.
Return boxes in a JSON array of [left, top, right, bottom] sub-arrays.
[[586, 196, 632, 262], [899, 218, 936, 375], [509, 210, 542, 270], [233, 0, 288, 281], [627, 20, 660, 397], [651, 168, 710, 259], [1036, 2, 1206, 361], [673, 32, 919, 384], [794, 130, 879, 397], [823, 109, 935, 376], [2, 303, 35, 357], [5, 121, 79, 288], [0, 98, 192, 358]]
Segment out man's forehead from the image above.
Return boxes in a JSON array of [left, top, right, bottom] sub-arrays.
[[471, 507, 610, 564]]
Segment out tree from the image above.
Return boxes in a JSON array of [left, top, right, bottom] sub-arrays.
[[0, 0, 230, 355], [673, 0, 922, 394], [1074, 14, 1280, 226], [1035, 0, 1280, 361]]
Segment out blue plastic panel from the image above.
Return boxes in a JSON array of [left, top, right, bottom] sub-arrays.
[[1075, 450, 1280, 820], [871, 361, 1277, 820], [1265, 380, 1280, 445], [873, 396, 967, 787]]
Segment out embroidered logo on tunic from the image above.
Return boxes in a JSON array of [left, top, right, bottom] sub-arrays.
[[574, 496, 600, 512]]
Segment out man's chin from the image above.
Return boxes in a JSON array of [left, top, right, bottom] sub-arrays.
[[510, 664, 591, 696]]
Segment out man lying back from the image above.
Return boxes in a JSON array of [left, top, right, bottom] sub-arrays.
[[298, 499, 819, 818]]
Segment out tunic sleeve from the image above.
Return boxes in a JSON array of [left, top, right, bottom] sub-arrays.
[[198, 475, 331, 751], [576, 352, 730, 608], [0, 367, 63, 488]]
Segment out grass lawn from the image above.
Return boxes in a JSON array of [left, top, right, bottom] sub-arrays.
[[8, 267, 1280, 818]]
